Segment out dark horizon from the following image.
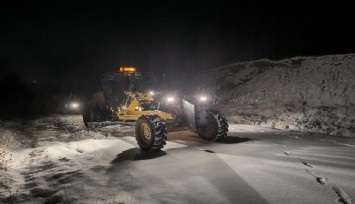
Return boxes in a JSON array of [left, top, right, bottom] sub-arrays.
[[1, 1, 355, 85]]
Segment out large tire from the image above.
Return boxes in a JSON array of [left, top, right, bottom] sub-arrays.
[[135, 115, 168, 151], [82, 104, 106, 128], [197, 111, 229, 142], [83, 104, 94, 128]]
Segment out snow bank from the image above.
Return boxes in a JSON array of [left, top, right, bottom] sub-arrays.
[[205, 54, 355, 137]]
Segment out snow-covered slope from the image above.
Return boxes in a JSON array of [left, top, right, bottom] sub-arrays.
[[1, 116, 355, 203], [206, 54, 355, 137]]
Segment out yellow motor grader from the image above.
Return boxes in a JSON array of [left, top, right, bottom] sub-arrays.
[[83, 67, 228, 151]]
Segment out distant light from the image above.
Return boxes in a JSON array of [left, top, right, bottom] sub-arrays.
[[149, 91, 155, 96], [200, 96, 207, 101], [167, 97, 174, 102], [70, 102, 79, 109]]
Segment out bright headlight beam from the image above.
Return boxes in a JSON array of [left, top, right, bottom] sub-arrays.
[[167, 97, 174, 102], [200, 96, 207, 101]]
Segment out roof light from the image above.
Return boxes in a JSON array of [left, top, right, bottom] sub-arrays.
[[119, 67, 137, 73]]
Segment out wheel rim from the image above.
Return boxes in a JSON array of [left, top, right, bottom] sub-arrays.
[[140, 123, 152, 143]]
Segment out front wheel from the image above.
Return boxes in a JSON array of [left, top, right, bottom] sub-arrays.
[[135, 115, 168, 151], [197, 111, 229, 141]]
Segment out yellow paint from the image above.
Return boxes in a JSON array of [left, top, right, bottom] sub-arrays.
[[116, 91, 175, 121]]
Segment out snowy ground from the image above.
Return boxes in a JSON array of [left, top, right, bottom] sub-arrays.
[[1, 115, 354, 204], [200, 53, 355, 137]]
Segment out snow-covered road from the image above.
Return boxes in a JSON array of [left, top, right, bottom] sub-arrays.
[[1, 115, 354, 203]]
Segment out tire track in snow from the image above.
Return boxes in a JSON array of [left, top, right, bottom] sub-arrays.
[[301, 161, 314, 168], [305, 169, 328, 185], [283, 151, 294, 156], [283, 151, 314, 168], [332, 186, 352, 204], [283, 148, 352, 203], [283, 150, 328, 185]]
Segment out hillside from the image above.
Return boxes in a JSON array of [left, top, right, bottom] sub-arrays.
[[205, 54, 355, 137]]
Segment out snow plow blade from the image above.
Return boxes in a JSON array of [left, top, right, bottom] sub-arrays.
[[181, 99, 196, 132]]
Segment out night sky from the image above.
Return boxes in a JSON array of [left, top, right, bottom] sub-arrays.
[[1, 0, 355, 86]]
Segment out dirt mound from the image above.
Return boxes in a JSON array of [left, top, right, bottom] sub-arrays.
[[206, 54, 355, 137]]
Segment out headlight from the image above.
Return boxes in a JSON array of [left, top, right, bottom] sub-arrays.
[[167, 97, 174, 102], [149, 91, 155, 96], [199, 96, 207, 101], [70, 102, 80, 109]]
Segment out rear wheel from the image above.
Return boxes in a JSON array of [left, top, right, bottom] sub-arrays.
[[82, 104, 107, 128], [83, 104, 94, 128], [135, 115, 168, 151], [197, 111, 228, 141]]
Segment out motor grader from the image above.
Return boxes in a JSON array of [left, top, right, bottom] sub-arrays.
[[83, 67, 228, 151]]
